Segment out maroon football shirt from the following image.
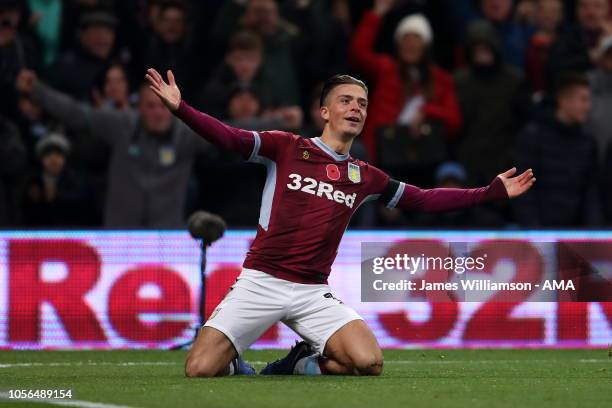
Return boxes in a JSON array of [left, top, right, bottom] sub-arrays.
[[175, 101, 508, 284], [242, 131, 390, 283]]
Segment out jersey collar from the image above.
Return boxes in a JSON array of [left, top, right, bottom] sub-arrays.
[[312, 137, 349, 161]]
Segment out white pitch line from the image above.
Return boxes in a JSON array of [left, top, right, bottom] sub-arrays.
[[384, 359, 612, 364], [578, 358, 612, 363], [0, 362, 178, 368], [0, 392, 136, 408], [0, 359, 610, 369]]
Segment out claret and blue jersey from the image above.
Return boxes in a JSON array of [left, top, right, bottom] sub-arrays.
[[243, 130, 395, 284]]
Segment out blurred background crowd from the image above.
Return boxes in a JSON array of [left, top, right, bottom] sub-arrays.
[[1, 0, 612, 229]]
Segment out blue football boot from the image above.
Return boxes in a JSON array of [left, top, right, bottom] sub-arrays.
[[260, 341, 314, 375], [232, 355, 256, 375]]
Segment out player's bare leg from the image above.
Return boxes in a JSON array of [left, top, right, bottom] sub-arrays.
[[260, 320, 383, 376], [320, 320, 384, 376], [185, 327, 252, 377]]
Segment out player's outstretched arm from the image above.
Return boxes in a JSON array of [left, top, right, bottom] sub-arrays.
[[145, 68, 254, 157], [393, 168, 535, 213]]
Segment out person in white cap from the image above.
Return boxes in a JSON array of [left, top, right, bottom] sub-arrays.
[[349, 0, 461, 164]]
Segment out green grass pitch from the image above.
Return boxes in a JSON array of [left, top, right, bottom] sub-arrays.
[[0, 349, 610, 408]]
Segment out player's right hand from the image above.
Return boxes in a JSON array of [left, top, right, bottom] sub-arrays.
[[145, 68, 181, 111], [16, 69, 37, 94]]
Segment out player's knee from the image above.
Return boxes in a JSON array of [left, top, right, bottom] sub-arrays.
[[351, 353, 384, 376], [184, 356, 217, 378], [357, 358, 383, 376]]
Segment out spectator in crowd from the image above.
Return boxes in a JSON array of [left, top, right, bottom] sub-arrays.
[[45, 10, 117, 101], [349, 0, 462, 166], [91, 62, 134, 110], [226, 84, 261, 123], [201, 28, 305, 132], [59, 1, 116, 48], [279, 0, 353, 92], [455, 20, 530, 186], [515, 0, 538, 25], [45, 12, 124, 188], [299, 0, 352, 86], [514, 73, 602, 226], [197, 30, 284, 118], [211, 0, 310, 106], [23, 133, 93, 226], [16, 95, 58, 161], [587, 35, 612, 163], [525, 0, 565, 93], [446, 0, 482, 42], [223, 84, 302, 131], [16, 68, 214, 228], [258, 107, 303, 132], [140, 0, 194, 97], [478, 0, 536, 68], [58, 0, 140, 57], [548, 0, 612, 75], [3, 0, 608, 229], [0, 0, 41, 119], [142, 0, 164, 32], [0, 114, 27, 225], [447, 0, 535, 55]]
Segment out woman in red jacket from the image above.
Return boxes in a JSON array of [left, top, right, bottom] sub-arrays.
[[349, 0, 462, 163]]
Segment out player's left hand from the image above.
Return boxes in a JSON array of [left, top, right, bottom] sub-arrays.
[[496, 167, 535, 198]]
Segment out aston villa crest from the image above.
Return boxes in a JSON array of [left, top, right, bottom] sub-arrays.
[[348, 162, 361, 183]]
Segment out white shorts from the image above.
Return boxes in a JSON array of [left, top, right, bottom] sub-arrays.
[[203, 268, 362, 355]]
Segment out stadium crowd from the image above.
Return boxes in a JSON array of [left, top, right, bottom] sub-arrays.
[[1, 0, 611, 228]]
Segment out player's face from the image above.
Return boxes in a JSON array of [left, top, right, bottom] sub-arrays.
[[320, 84, 368, 138]]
